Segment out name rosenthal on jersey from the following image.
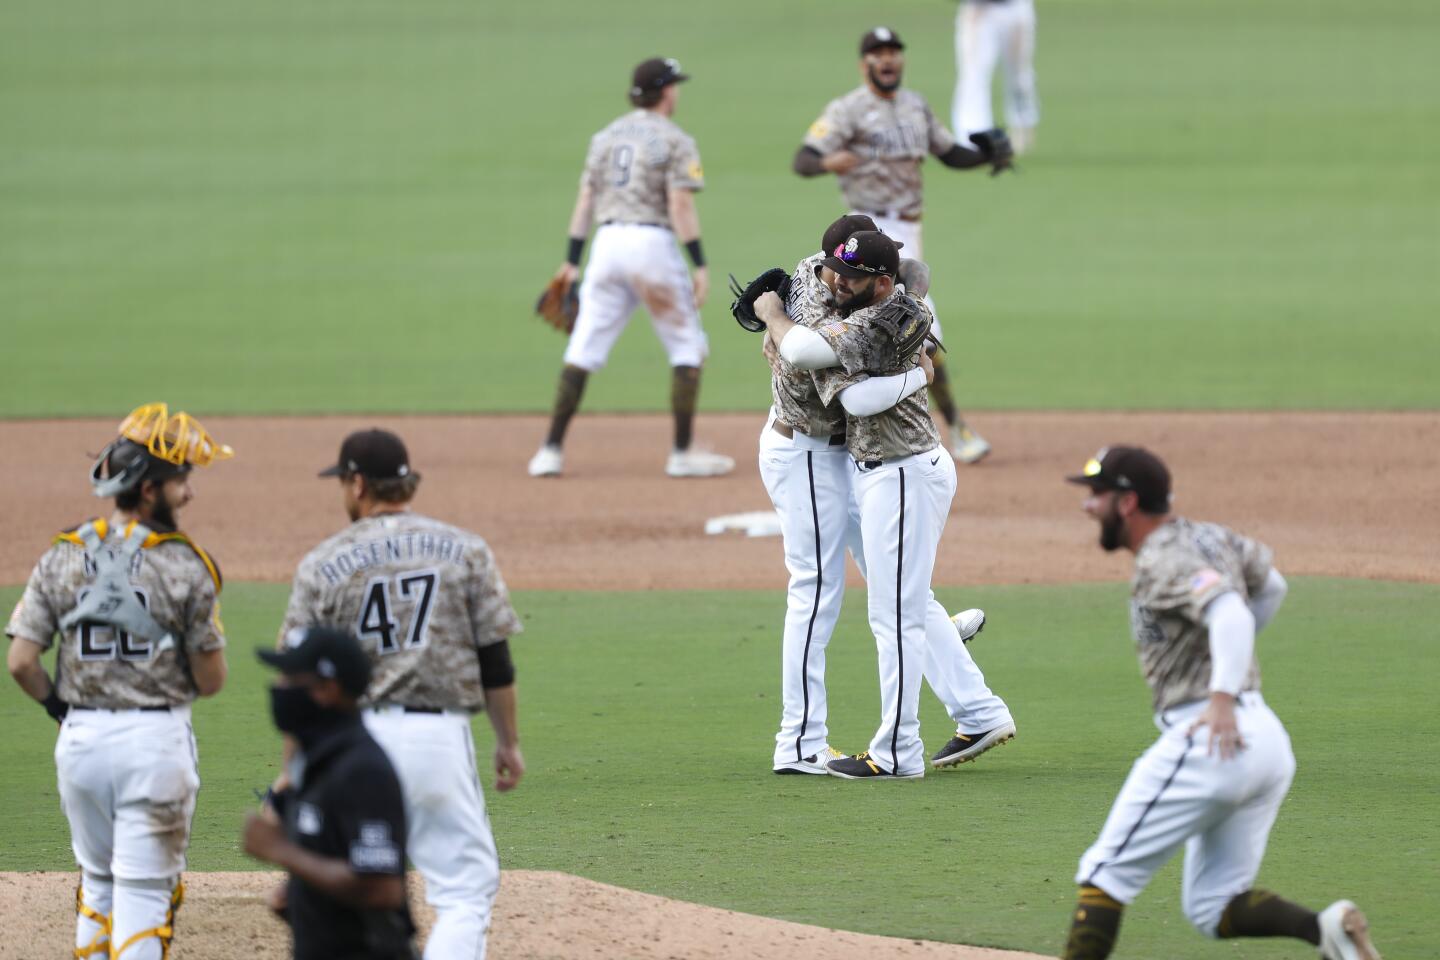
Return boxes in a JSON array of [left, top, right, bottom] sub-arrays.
[[280, 513, 522, 713]]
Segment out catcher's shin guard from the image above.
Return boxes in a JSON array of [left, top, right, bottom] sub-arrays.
[[74, 877, 112, 959], [110, 879, 183, 959]]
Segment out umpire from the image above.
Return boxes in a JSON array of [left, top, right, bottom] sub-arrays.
[[243, 626, 417, 960]]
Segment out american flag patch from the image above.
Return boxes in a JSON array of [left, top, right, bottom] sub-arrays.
[[1191, 568, 1223, 595], [822, 323, 846, 338]]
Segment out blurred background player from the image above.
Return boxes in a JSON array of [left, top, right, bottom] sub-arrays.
[[953, 0, 1041, 155], [793, 27, 1012, 464], [280, 428, 523, 959], [5, 403, 232, 960], [530, 57, 734, 479]]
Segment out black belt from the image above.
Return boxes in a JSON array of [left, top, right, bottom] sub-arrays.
[[600, 220, 667, 228], [72, 704, 171, 712], [771, 421, 846, 446], [403, 705, 443, 714]]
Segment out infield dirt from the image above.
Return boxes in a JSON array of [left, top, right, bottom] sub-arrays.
[[3, 411, 1435, 959]]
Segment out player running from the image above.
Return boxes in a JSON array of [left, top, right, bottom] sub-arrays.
[[1060, 446, 1381, 960]]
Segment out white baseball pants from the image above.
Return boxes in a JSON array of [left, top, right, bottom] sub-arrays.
[[759, 415, 1011, 766], [364, 708, 500, 960], [564, 222, 708, 371], [56, 706, 198, 960], [953, 0, 1041, 140], [1076, 693, 1296, 936], [855, 448, 957, 776]]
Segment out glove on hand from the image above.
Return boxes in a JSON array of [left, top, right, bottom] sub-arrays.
[[870, 293, 940, 367], [728, 268, 792, 333], [969, 128, 1015, 177], [535, 275, 580, 334]]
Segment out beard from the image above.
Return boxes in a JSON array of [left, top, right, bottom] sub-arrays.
[[867, 64, 901, 93], [1098, 508, 1125, 552], [149, 494, 177, 532], [834, 279, 878, 312]]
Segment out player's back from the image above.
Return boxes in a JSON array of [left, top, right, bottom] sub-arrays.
[[11, 519, 223, 708], [585, 109, 702, 227], [286, 512, 520, 712]]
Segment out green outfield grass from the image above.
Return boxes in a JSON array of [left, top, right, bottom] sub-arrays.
[[2, 0, 1436, 417], [3, 578, 1436, 957]]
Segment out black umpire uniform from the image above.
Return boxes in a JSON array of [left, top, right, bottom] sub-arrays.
[[259, 628, 417, 960]]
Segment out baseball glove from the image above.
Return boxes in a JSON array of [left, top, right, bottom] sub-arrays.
[[871, 293, 942, 365], [969, 128, 1015, 177], [535, 275, 579, 334], [728, 268, 792, 333]]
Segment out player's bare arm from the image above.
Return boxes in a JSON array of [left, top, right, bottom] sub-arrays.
[[243, 813, 406, 910], [792, 145, 861, 177], [555, 182, 596, 286], [189, 647, 228, 697], [6, 635, 54, 703], [667, 186, 708, 307], [484, 684, 524, 792], [897, 258, 931, 298]]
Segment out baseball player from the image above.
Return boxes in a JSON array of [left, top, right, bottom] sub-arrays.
[[793, 26, 1012, 465], [755, 216, 1014, 776], [1060, 446, 1380, 960], [278, 428, 523, 960], [529, 56, 733, 479], [953, 0, 1041, 154], [5, 402, 232, 960]]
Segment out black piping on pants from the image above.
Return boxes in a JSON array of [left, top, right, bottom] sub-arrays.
[[891, 467, 906, 772], [795, 452, 821, 761]]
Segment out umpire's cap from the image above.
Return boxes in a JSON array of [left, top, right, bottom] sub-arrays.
[[1066, 446, 1172, 513], [631, 57, 689, 98], [259, 626, 372, 697]]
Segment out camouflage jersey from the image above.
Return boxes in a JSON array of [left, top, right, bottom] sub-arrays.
[[6, 518, 226, 708], [583, 109, 704, 227], [1130, 517, 1274, 713], [803, 87, 957, 219], [811, 294, 941, 462], [279, 512, 522, 713], [766, 252, 847, 439]]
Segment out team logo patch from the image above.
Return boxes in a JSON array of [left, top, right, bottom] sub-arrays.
[[297, 802, 323, 835], [845, 237, 859, 255], [687, 160, 703, 181], [808, 119, 829, 140], [1190, 568, 1223, 595]]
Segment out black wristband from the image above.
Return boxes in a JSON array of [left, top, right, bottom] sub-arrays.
[[566, 236, 585, 267], [42, 689, 69, 723], [684, 239, 705, 268]]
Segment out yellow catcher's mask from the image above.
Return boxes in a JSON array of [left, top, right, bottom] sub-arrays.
[[117, 402, 234, 468], [90, 403, 234, 497]]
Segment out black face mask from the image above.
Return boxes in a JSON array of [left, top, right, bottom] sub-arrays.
[[270, 685, 349, 747]]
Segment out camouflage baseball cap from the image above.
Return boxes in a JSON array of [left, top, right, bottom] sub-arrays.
[[1066, 446, 1172, 513]]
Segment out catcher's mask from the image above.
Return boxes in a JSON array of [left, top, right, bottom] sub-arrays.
[[89, 402, 234, 498]]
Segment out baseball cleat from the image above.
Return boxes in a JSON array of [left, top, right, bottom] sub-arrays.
[[826, 751, 924, 780], [773, 745, 844, 775], [930, 720, 1016, 768], [527, 445, 564, 477], [950, 426, 991, 465], [1317, 900, 1381, 960], [665, 449, 735, 478], [951, 608, 986, 643]]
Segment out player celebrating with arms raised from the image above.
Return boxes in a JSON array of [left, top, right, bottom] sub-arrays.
[[1060, 446, 1380, 960]]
